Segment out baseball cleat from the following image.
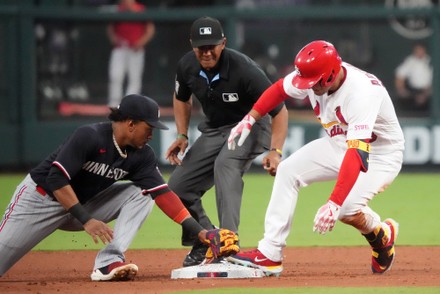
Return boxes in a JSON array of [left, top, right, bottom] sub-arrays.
[[371, 218, 399, 274], [183, 243, 209, 267], [226, 249, 283, 276], [90, 262, 138, 281]]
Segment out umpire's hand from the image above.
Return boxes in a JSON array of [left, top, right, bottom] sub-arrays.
[[165, 137, 188, 165], [263, 151, 282, 176]]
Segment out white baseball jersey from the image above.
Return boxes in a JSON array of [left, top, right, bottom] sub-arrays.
[[257, 62, 405, 262], [283, 62, 405, 153]]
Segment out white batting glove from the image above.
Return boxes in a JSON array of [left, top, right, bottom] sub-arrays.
[[227, 114, 256, 150], [313, 200, 341, 235]]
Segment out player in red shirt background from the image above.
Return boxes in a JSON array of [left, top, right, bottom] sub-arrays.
[[107, 0, 155, 107]]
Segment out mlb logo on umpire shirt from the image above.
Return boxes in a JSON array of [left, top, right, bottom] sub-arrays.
[[222, 93, 239, 102], [199, 27, 212, 35]]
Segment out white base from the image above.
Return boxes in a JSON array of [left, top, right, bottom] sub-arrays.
[[171, 261, 265, 279]]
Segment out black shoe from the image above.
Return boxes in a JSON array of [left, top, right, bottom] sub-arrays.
[[182, 243, 209, 267]]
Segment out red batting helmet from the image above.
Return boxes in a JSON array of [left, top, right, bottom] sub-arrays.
[[292, 40, 342, 89]]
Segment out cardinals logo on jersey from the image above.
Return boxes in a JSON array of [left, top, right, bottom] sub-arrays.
[[319, 106, 348, 138], [327, 124, 346, 138], [335, 106, 348, 125], [313, 101, 320, 117]]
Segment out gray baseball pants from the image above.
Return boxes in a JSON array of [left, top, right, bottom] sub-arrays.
[[0, 174, 154, 276]]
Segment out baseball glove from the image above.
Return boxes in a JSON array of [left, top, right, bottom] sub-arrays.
[[204, 228, 239, 259]]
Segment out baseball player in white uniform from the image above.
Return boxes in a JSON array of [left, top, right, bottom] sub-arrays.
[[226, 40, 405, 276]]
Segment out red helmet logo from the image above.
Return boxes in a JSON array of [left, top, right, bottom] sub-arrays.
[[292, 40, 342, 89]]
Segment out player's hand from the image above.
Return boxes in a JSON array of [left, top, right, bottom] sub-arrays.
[[83, 219, 114, 245], [263, 152, 282, 176], [313, 200, 341, 234], [165, 138, 188, 165], [227, 114, 256, 150]]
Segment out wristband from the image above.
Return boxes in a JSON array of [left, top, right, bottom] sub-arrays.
[[347, 139, 370, 153], [177, 134, 188, 140], [270, 148, 283, 157], [181, 217, 204, 235], [68, 203, 92, 225]]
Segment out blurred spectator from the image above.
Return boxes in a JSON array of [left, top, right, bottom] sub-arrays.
[[36, 22, 90, 103], [107, 0, 155, 107], [394, 43, 433, 112]]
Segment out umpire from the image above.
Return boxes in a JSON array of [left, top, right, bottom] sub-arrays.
[[165, 16, 288, 266]]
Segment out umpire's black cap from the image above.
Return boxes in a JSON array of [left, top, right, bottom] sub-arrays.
[[118, 94, 169, 130], [190, 16, 225, 48]]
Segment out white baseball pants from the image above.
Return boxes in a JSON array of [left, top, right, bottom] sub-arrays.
[[258, 136, 403, 262]]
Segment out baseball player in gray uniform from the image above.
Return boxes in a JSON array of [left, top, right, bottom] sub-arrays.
[[0, 94, 237, 281], [227, 40, 405, 276]]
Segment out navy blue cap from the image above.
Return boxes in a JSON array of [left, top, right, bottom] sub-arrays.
[[118, 94, 169, 130]]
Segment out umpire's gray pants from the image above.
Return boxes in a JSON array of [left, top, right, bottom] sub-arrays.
[[168, 118, 270, 246]]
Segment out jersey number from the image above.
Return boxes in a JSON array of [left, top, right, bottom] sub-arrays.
[[366, 73, 383, 87]]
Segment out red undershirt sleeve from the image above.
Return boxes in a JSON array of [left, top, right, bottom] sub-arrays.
[[329, 148, 363, 206], [154, 191, 190, 224], [253, 79, 289, 116]]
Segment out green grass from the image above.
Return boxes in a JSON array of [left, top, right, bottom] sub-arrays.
[[1, 172, 439, 250], [1, 173, 439, 292]]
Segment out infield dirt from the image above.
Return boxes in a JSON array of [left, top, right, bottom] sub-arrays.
[[1, 246, 439, 293]]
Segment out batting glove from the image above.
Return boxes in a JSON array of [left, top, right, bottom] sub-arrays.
[[227, 114, 256, 150], [313, 200, 341, 234]]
